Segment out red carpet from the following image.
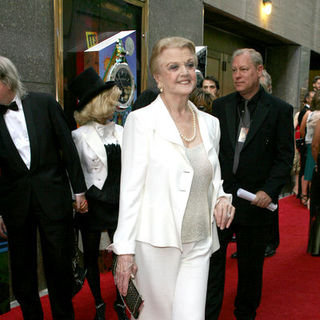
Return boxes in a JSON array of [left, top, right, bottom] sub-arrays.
[[0, 270, 120, 320], [1, 195, 319, 319], [220, 195, 320, 320]]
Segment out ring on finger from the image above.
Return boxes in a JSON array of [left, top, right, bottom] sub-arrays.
[[227, 212, 232, 218]]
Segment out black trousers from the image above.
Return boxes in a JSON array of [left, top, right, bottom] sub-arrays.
[[205, 224, 269, 320], [266, 210, 279, 250], [6, 192, 74, 320], [79, 227, 116, 306]]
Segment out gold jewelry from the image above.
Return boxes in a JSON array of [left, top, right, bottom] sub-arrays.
[[178, 104, 197, 142]]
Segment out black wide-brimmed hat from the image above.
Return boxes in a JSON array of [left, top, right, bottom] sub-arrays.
[[69, 67, 115, 111]]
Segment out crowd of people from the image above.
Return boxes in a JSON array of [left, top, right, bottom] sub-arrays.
[[0, 34, 318, 320], [292, 76, 320, 257]]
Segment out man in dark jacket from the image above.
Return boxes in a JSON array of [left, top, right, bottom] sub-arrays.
[[206, 49, 294, 320], [0, 56, 87, 319]]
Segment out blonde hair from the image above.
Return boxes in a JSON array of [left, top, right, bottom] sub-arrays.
[[149, 37, 197, 76], [189, 88, 215, 114], [74, 86, 121, 125]]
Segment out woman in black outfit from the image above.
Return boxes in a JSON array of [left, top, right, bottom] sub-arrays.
[[70, 67, 129, 320]]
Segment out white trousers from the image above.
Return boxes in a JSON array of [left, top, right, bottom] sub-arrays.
[[133, 237, 211, 320]]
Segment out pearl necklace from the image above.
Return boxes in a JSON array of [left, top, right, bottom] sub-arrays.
[[162, 95, 197, 142], [178, 104, 197, 142]]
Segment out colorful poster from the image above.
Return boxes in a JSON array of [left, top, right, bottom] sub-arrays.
[[86, 32, 98, 49], [84, 30, 137, 125]]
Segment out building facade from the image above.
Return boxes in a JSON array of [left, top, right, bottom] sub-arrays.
[[1, 0, 320, 111]]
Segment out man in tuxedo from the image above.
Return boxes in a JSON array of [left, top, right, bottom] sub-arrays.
[[205, 49, 294, 320], [0, 56, 87, 319]]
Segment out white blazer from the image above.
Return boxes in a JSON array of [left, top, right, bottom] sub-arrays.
[[111, 96, 231, 255], [72, 121, 123, 190]]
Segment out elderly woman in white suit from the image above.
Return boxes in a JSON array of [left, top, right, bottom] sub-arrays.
[[111, 37, 235, 320], [70, 67, 129, 320]]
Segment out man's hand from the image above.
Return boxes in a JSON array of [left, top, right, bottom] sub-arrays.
[[0, 216, 7, 239], [214, 197, 235, 230], [75, 194, 88, 213], [251, 191, 272, 208]]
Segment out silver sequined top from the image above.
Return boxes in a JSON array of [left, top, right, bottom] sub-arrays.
[[181, 143, 213, 244]]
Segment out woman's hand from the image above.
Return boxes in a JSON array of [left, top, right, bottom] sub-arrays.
[[115, 254, 138, 296], [214, 197, 235, 230]]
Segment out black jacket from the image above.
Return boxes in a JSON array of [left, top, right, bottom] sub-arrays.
[[212, 89, 294, 226], [0, 92, 86, 226]]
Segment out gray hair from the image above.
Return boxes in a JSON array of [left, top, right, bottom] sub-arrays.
[[232, 48, 263, 68], [260, 69, 272, 93], [0, 56, 27, 98]]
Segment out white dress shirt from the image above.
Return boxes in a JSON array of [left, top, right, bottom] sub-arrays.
[[3, 96, 31, 169], [92, 120, 119, 145]]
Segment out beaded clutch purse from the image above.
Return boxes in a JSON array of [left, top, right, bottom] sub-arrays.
[[112, 255, 144, 319]]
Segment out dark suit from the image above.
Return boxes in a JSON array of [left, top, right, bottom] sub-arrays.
[[206, 88, 294, 319], [0, 92, 86, 319], [132, 87, 160, 111]]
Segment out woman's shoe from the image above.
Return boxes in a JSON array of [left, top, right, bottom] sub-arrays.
[[292, 187, 298, 196], [114, 302, 130, 320], [94, 302, 106, 320], [300, 194, 309, 206]]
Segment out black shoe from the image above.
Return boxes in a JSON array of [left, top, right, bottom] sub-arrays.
[[264, 246, 276, 257], [94, 302, 106, 320], [231, 251, 238, 258], [114, 302, 130, 320]]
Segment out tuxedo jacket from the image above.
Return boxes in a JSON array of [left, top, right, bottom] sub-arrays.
[[111, 95, 232, 255], [72, 121, 123, 191], [212, 89, 294, 226], [0, 92, 87, 227]]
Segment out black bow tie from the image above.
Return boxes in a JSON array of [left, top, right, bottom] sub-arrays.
[[0, 101, 19, 114]]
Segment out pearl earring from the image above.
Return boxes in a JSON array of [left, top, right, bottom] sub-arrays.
[[158, 83, 164, 93]]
